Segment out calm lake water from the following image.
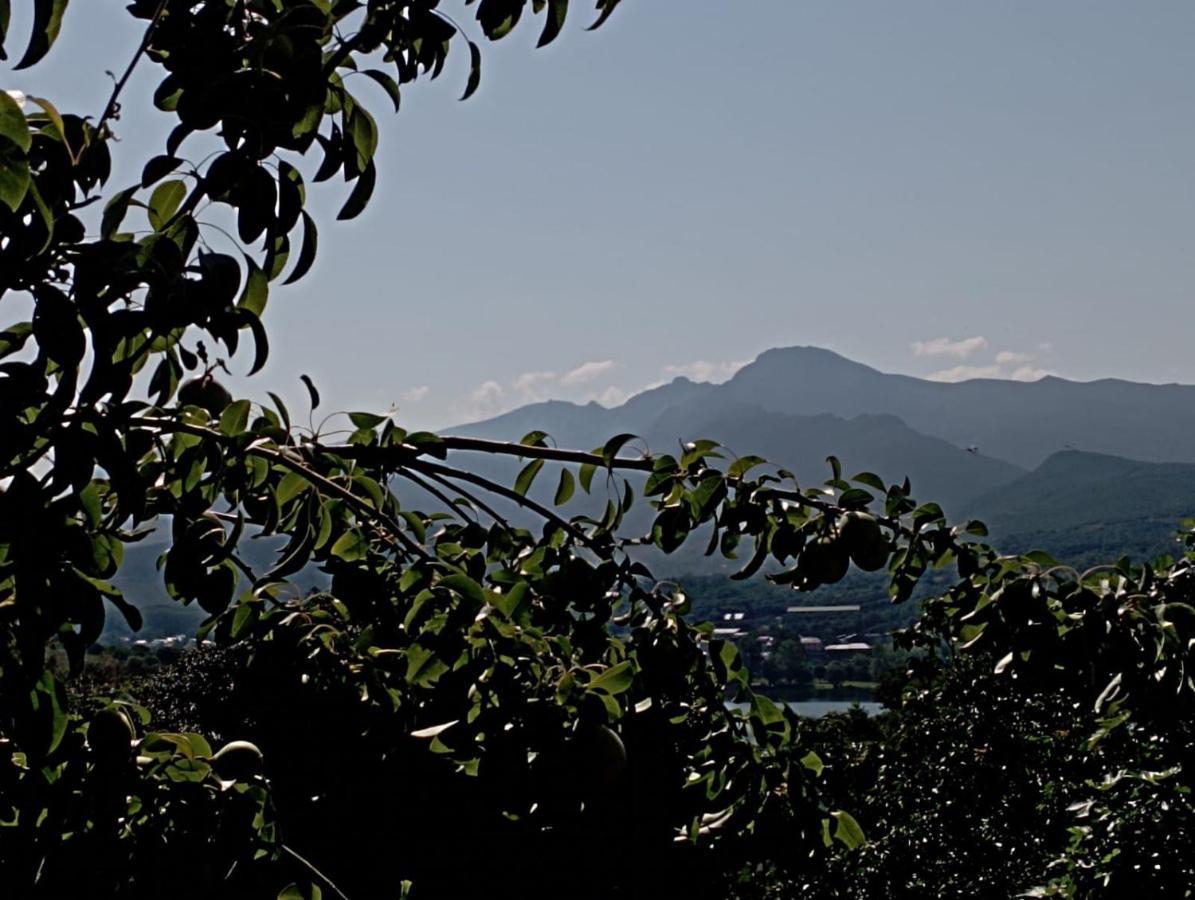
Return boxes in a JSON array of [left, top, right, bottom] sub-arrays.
[[786, 699, 883, 717], [731, 691, 885, 717]]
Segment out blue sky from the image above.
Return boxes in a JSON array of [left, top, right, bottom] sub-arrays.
[[8, 1, 1194, 428]]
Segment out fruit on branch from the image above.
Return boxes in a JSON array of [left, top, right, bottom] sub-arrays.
[[839, 512, 891, 572], [178, 375, 232, 416], [798, 533, 850, 586], [88, 707, 136, 766], [210, 740, 264, 781]]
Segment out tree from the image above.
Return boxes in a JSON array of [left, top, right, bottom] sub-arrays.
[[1, 3, 1193, 897]]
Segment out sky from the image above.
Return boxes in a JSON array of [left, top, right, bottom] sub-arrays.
[[7, 1, 1194, 428]]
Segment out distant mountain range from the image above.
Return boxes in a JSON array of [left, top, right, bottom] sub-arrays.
[[105, 347, 1195, 639], [450, 345, 1195, 565]]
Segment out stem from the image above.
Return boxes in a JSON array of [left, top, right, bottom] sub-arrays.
[[97, 0, 170, 134]]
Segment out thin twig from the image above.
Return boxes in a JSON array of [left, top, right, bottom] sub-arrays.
[[97, 0, 170, 134]]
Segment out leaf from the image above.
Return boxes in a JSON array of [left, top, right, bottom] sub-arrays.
[[218, 399, 251, 436], [0, 138, 29, 212], [237, 308, 269, 376], [14, 0, 69, 70], [588, 0, 621, 31], [148, 179, 186, 231], [851, 471, 886, 492], [831, 810, 866, 850], [600, 433, 637, 466], [728, 455, 767, 479], [554, 468, 575, 505], [238, 262, 269, 317], [0, 89, 31, 152], [578, 462, 597, 494], [101, 186, 138, 238], [363, 68, 401, 112], [348, 411, 387, 429], [537, 0, 567, 47], [460, 40, 482, 101], [800, 751, 825, 777], [337, 159, 376, 221], [141, 154, 183, 188], [514, 459, 545, 497], [329, 530, 368, 563], [300, 374, 321, 411], [586, 660, 634, 695], [283, 211, 318, 284], [411, 720, 458, 740]]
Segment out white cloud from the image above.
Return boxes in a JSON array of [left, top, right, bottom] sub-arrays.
[[1010, 365, 1056, 382], [995, 350, 1034, 365], [560, 359, 615, 386], [469, 380, 504, 406], [911, 336, 989, 359], [662, 358, 749, 383], [927, 364, 1003, 382], [513, 370, 557, 393], [400, 385, 430, 403], [595, 385, 630, 407]]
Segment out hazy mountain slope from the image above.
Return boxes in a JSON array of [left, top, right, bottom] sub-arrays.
[[963, 450, 1195, 565], [707, 347, 1195, 468]]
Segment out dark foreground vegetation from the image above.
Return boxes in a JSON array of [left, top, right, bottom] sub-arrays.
[[2, 2, 1193, 897]]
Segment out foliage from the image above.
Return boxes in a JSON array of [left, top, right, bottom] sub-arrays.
[[1, 2, 1193, 898]]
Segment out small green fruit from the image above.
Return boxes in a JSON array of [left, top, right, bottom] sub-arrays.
[[840, 512, 890, 572], [210, 740, 264, 781], [178, 375, 232, 416], [799, 535, 850, 585], [89, 708, 135, 764]]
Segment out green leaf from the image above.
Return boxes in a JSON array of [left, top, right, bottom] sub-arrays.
[[284, 211, 319, 284], [218, 399, 251, 436], [800, 751, 825, 777], [330, 531, 368, 563], [0, 138, 29, 211], [728, 455, 766, 479], [300, 373, 321, 410], [460, 39, 482, 100], [148, 179, 186, 231], [537, 0, 568, 47], [586, 660, 634, 695], [337, 160, 376, 221], [363, 68, 401, 112], [601, 433, 637, 466], [851, 471, 887, 492], [578, 462, 597, 494], [514, 459, 545, 497], [831, 810, 866, 850], [14, 0, 69, 70], [348, 411, 387, 429], [0, 90, 30, 152], [238, 261, 269, 317], [554, 468, 575, 505], [101, 186, 138, 238]]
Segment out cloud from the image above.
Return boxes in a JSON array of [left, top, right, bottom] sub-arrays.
[[595, 385, 630, 407], [662, 359, 749, 383], [911, 336, 989, 359], [927, 364, 1004, 382], [469, 380, 504, 406], [560, 359, 615, 386], [1010, 365, 1056, 382], [995, 350, 1034, 365], [400, 385, 430, 403]]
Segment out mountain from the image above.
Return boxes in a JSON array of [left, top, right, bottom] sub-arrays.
[[963, 450, 1195, 565], [696, 347, 1195, 469], [454, 383, 1022, 516]]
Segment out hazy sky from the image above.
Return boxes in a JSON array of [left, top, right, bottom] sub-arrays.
[[9, 2, 1194, 428]]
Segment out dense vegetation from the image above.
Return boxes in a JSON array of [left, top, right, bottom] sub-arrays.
[[1, 3, 1193, 898]]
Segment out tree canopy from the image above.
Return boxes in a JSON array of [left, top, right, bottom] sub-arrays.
[[1, 3, 1193, 897]]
